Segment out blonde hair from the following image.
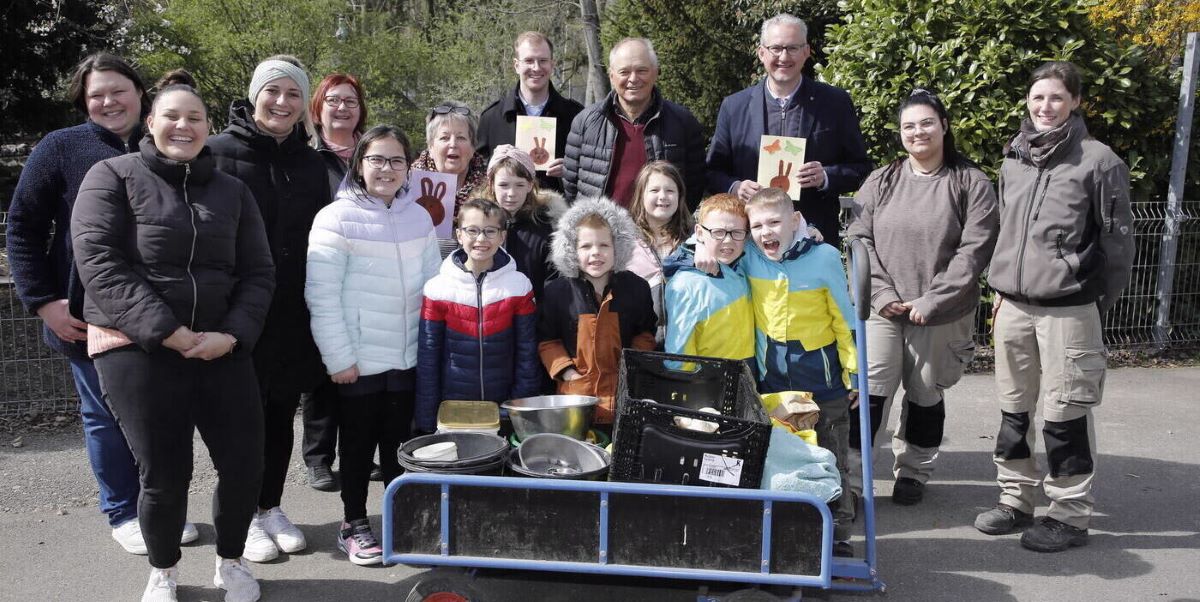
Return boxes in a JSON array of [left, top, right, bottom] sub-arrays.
[[628, 161, 693, 249], [484, 158, 545, 222], [746, 187, 793, 213]]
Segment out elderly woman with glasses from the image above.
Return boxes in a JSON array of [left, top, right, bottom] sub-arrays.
[[411, 101, 488, 234], [845, 88, 998, 509]]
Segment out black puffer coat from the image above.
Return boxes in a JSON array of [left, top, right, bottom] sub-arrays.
[[71, 138, 275, 352], [562, 89, 706, 209], [209, 100, 332, 397]]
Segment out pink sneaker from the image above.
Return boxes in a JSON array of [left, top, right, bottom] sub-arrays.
[[337, 519, 383, 566]]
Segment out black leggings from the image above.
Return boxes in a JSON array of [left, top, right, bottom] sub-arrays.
[[338, 390, 414, 521], [96, 347, 263, 569], [301, 379, 339, 468]]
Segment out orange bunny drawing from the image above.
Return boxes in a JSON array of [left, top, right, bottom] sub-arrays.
[[529, 137, 550, 166], [415, 177, 447, 226], [769, 160, 792, 193]]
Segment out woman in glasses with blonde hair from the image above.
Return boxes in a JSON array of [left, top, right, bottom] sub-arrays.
[[411, 101, 488, 255]]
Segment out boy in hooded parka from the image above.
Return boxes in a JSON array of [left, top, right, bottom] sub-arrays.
[[537, 197, 657, 424]]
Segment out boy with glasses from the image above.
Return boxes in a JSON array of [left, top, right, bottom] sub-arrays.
[[414, 198, 541, 433], [663, 194, 755, 369]]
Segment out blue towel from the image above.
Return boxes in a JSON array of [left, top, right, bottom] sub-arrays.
[[760, 427, 843, 502]]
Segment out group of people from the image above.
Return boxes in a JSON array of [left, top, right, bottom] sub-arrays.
[[4, 11, 1134, 602]]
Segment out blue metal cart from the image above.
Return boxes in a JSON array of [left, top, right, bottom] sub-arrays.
[[383, 239, 883, 600]]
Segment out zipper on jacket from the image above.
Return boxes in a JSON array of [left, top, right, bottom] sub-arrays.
[[1014, 167, 1045, 298], [183, 163, 199, 329], [1055, 229, 1075, 275], [820, 346, 833, 389], [475, 272, 486, 400]]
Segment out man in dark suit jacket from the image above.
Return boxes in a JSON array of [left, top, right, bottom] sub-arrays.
[[476, 31, 583, 192], [707, 14, 871, 247]]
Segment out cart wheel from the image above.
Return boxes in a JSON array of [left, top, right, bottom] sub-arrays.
[[406, 571, 482, 602]]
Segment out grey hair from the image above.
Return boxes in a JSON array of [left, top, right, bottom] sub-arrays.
[[760, 14, 808, 46], [608, 37, 659, 70], [550, 196, 639, 278], [424, 100, 478, 147]]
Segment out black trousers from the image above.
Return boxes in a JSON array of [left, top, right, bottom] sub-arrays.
[[258, 387, 301, 510], [301, 379, 338, 468], [338, 389, 414, 521], [96, 347, 263, 569]]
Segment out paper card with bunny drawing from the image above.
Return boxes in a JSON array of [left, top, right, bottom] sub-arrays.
[[515, 115, 557, 170], [756, 135, 806, 200], [402, 170, 458, 238]]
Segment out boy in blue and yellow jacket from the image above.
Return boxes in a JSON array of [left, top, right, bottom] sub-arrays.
[[663, 194, 755, 366], [741, 187, 858, 555]]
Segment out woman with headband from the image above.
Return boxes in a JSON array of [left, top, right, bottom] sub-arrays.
[[209, 54, 331, 563]]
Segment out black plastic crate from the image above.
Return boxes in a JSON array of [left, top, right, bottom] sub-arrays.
[[610, 350, 769, 489]]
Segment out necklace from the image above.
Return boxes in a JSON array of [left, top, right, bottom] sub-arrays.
[[910, 160, 944, 176]]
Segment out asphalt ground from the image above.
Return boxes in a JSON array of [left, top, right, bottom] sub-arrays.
[[1, 367, 1198, 601]]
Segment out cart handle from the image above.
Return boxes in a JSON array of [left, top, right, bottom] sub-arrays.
[[847, 238, 871, 322]]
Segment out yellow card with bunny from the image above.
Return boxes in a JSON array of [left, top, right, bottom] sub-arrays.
[[757, 135, 807, 200]]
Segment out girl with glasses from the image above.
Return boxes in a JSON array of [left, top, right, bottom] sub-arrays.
[[306, 124, 440, 566], [414, 198, 542, 434]]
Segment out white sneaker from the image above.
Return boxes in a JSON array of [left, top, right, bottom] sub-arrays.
[[141, 566, 178, 602], [242, 514, 279, 562], [113, 519, 148, 555], [259, 506, 306, 553], [181, 521, 199, 544], [214, 557, 261, 602]]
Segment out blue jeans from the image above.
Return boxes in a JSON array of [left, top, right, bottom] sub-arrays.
[[70, 358, 139, 527]]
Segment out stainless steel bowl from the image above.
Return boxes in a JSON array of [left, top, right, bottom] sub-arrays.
[[502, 395, 598, 441], [513, 433, 610, 479]]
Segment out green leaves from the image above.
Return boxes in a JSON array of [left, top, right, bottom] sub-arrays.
[[824, 0, 1181, 201]]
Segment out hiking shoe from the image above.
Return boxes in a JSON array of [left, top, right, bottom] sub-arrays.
[[337, 518, 383, 566], [181, 521, 199, 545], [369, 463, 384, 482], [141, 566, 177, 602], [113, 519, 148, 555], [260, 506, 306, 553], [242, 514, 279, 562], [832, 540, 854, 558], [214, 557, 260, 602], [974, 503, 1034, 535], [1020, 517, 1089, 552], [307, 464, 338, 492], [892, 478, 925, 506]]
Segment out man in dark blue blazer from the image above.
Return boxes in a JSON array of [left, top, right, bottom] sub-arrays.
[[707, 14, 871, 247]]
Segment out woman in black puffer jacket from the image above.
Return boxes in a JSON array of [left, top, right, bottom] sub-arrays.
[[208, 55, 331, 562], [72, 81, 275, 600]]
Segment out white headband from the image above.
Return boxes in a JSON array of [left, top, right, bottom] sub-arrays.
[[247, 60, 311, 106]]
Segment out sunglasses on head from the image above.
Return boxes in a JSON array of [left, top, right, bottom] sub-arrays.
[[431, 104, 472, 117]]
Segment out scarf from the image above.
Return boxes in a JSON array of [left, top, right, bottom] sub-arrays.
[[1009, 112, 1084, 168], [322, 133, 355, 163]]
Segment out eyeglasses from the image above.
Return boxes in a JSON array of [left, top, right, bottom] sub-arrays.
[[457, 226, 503, 240], [362, 155, 407, 170], [431, 104, 472, 117], [700, 224, 748, 241], [324, 95, 360, 109], [761, 43, 807, 57]]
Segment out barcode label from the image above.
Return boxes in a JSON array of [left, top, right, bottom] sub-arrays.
[[699, 453, 744, 486]]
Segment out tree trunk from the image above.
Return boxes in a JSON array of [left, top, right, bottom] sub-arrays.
[[579, 0, 609, 104]]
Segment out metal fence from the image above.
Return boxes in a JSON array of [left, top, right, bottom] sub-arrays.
[[0, 210, 79, 415]]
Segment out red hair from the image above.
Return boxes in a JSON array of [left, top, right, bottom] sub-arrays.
[[310, 73, 368, 135]]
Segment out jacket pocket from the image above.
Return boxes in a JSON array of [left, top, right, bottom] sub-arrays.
[[1062, 347, 1106, 405]]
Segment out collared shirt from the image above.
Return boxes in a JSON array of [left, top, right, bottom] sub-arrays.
[[519, 91, 548, 117], [765, 78, 803, 110]]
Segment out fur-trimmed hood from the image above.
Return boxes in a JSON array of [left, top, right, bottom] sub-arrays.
[[536, 189, 569, 224], [550, 196, 638, 278]]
